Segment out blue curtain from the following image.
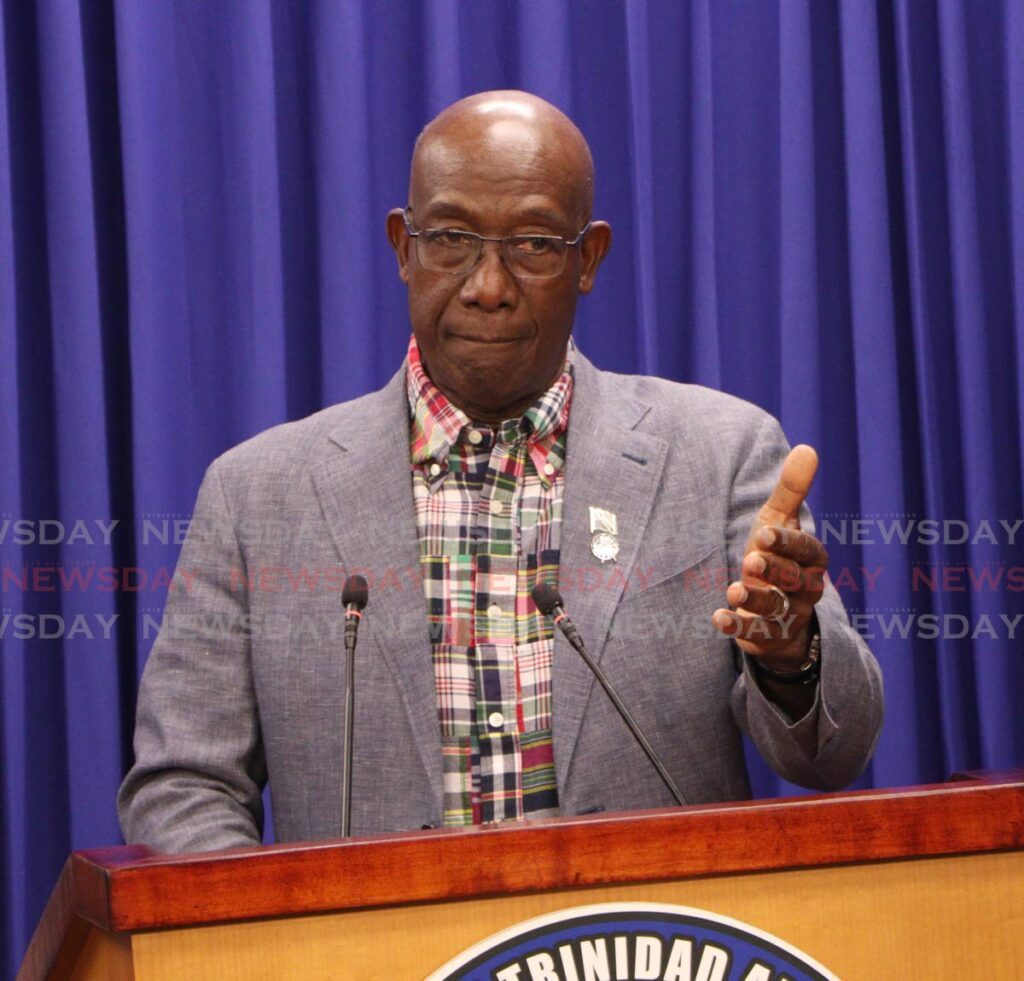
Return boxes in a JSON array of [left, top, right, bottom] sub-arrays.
[[2, 0, 1022, 972]]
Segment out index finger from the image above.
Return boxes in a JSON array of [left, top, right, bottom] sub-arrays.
[[758, 444, 819, 524]]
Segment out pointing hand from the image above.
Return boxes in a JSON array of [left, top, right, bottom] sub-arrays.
[[712, 445, 828, 670]]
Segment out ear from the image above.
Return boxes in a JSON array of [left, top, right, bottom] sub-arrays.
[[386, 208, 412, 284], [577, 221, 612, 295]]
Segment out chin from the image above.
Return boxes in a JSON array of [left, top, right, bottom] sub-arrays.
[[463, 376, 526, 408], [448, 370, 530, 417]]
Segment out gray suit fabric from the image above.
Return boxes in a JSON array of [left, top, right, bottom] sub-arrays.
[[119, 352, 883, 853]]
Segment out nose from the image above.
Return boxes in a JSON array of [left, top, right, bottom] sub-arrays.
[[458, 241, 518, 311]]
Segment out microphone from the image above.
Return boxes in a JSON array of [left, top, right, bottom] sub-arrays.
[[341, 575, 368, 837], [342, 574, 368, 648], [531, 582, 685, 807]]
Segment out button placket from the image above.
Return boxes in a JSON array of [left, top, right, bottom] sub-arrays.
[[474, 435, 518, 738]]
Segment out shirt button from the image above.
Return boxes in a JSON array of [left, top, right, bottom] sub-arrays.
[[428, 462, 442, 477], [467, 429, 483, 445], [489, 499, 504, 516], [487, 604, 503, 617], [543, 463, 555, 476], [488, 712, 504, 729]]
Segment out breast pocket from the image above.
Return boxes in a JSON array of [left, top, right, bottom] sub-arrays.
[[608, 543, 730, 653]]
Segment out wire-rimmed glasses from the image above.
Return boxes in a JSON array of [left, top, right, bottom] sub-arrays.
[[402, 208, 591, 279]]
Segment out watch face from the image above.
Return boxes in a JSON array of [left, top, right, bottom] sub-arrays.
[[591, 531, 619, 563]]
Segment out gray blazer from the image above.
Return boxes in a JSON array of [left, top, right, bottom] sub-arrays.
[[119, 352, 883, 852]]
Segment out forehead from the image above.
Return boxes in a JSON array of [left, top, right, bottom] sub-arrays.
[[410, 118, 584, 228]]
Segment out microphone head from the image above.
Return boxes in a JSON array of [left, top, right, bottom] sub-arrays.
[[531, 581, 563, 616], [342, 574, 369, 610]]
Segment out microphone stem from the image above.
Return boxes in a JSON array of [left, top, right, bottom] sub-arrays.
[[555, 607, 685, 808], [341, 615, 359, 837]]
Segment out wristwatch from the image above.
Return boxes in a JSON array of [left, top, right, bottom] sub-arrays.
[[750, 625, 822, 686]]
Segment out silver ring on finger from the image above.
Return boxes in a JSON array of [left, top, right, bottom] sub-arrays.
[[766, 585, 791, 622]]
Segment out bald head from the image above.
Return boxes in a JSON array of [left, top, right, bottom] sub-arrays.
[[410, 91, 595, 224]]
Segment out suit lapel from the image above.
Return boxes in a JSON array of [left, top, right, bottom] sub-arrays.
[[554, 354, 669, 792], [307, 354, 680, 813], [310, 368, 444, 818]]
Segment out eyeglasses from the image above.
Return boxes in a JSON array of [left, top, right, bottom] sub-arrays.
[[402, 208, 591, 280]]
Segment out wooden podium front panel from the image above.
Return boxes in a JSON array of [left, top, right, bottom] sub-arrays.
[[25, 779, 1024, 979], [66, 930, 133, 980], [127, 849, 1023, 980]]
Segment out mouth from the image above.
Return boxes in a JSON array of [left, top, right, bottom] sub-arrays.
[[445, 331, 530, 346]]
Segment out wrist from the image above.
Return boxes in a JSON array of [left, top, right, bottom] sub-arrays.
[[750, 619, 821, 686]]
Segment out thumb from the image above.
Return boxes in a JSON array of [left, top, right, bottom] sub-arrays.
[[756, 444, 818, 528]]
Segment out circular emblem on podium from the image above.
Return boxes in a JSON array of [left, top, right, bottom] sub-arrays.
[[426, 902, 838, 981]]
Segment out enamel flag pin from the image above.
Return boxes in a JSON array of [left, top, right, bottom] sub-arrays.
[[589, 506, 620, 563]]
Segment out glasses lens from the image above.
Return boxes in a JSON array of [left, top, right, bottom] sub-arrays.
[[417, 229, 479, 273], [503, 236, 567, 279], [413, 228, 571, 278]]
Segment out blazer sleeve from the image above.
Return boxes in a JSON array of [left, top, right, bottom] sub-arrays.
[[117, 459, 266, 852], [726, 414, 884, 790]]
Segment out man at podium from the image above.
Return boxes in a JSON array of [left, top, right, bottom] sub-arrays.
[[119, 92, 882, 852]]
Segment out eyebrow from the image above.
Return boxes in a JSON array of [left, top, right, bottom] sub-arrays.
[[419, 201, 569, 228], [418, 202, 471, 222]]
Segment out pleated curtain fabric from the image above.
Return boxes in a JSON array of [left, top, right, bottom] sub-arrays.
[[2, 1, 1022, 974]]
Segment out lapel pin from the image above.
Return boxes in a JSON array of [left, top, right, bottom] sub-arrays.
[[589, 506, 620, 563]]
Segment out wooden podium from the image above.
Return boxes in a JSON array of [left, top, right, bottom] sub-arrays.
[[21, 771, 1024, 979]]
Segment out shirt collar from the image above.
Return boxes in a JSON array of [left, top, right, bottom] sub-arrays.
[[406, 335, 574, 487]]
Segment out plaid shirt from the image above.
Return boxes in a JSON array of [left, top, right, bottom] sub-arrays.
[[406, 336, 572, 825]]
